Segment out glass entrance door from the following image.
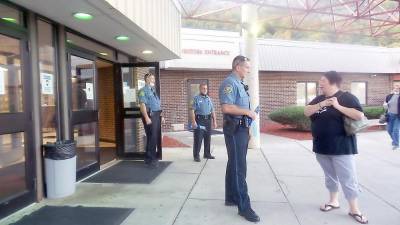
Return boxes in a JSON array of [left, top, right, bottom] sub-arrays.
[[0, 33, 35, 218], [116, 62, 162, 159], [68, 52, 99, 180]]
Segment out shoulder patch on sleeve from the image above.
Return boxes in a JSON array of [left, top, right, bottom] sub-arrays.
[[224, 85, 233, 95], [138, 89, 145, 97]]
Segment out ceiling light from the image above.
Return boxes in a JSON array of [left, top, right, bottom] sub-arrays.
[[99, 52, 108, 56], [73, 12, 93, 21], [66, 39, 73, 43], [115, 35, 130, 41], [1, 17, 17, 23], [142, 50, 153, 54]]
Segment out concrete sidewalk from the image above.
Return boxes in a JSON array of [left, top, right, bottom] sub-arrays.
[[1, 131, 400, 225]]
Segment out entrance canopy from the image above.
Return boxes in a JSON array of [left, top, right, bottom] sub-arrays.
[[178, 0, 400, 42]]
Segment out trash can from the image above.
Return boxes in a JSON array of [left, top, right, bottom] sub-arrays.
[[43, 140, 76, 199]]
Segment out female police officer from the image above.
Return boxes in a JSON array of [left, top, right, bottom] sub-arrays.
[[219, 55, 259, 222]]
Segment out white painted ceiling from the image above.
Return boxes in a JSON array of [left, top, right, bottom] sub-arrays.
[[11, 0, 179, 61]]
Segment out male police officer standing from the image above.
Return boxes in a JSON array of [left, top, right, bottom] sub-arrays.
[[219, 55, 259, 222], [191, 83, 217, 162], [139, 73, 164, 168]]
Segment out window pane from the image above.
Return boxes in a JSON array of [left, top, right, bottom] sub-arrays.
[[66, 32, 114, 61], [0, 3, 22, 25], [297, 82, 306, 106], [74, 123, 97, 170], [118, 53, 130, 63], [307, 82, 317, 104], [351, 82, 366, 105], [71, 55, 95, 110], [0, 34, 23, 113], [38, 20, 58, 143], [124, 119, 145, 153], [0, 132, 27, 202], [122, 67, 138, 108]]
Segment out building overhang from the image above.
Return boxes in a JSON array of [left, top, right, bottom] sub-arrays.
[[11, 0, 180, 61]]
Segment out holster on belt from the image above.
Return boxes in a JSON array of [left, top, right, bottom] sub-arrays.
[[223, 115, 239, 135]]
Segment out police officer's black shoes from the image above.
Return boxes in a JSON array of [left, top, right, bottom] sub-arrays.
[[204, 155, 215, 159], [224, 200, 237, 206], [147, 160, 159, 168], [194, 157, 201, 162], [238, 208, 260, 222]]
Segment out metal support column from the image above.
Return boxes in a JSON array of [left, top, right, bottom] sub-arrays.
[[56, 25, 71, 140], [27, 12, 43, 200]]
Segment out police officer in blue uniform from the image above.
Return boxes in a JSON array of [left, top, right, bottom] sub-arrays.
[[219, 55, 259, 222], [191, 83, 217, 162], [139, 73, 164, 168]]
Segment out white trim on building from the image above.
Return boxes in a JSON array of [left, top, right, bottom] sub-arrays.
[[164, 28, 400, 73]]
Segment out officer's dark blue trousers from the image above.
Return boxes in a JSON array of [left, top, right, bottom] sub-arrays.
[[142, 111, 161, 163], [193, 116, 212, 158], [224, 126, 251, 212]]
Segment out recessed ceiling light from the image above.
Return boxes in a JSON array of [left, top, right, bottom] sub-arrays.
[[99, 52, 108, 56], [73, 12, 93, 21], [66, 39, 73, 43], [1, 17, 17, 23], [115, 35, 129, 41], [142, 50, 153, 54]]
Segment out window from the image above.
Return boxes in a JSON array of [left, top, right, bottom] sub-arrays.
[[297, 82, 317, 106], [0, 3, 23, 25], [66, 32, 114, 61], [38, 19, 58, 143], [351, 82, 367, 105]]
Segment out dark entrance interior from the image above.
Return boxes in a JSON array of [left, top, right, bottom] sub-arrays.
[[96, 60, 117, 165]]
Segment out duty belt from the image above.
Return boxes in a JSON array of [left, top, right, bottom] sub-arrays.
[[196, 114, 211, 120]]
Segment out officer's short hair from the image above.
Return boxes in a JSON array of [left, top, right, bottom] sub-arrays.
[[199, 83, 207, 88], [144, 73, 154, 82], [232, 55, 250, 70]]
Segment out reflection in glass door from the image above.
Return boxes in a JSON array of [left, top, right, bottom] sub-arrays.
[[69, 54, 99, 178], [0, 32, 35, 218]]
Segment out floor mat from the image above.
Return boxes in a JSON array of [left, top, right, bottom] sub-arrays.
[[83, 160, 171, 184], [10, 205, 133, 225]]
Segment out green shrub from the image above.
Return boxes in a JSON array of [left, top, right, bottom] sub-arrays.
[[363, 106, 384, 119], [268, 106, 311, 131]]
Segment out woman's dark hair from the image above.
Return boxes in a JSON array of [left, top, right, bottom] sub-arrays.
[[323, 71, 342, 87]]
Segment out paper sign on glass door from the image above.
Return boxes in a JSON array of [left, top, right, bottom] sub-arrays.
[[41, 73, 54, 95]]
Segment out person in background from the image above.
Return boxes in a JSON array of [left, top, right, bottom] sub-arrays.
[[304, 71, 368, 224], [191, 83, 217, 162], [383, 83, 400, 150]]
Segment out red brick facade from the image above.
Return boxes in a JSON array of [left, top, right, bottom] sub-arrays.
[[160, 70, 392, 131]]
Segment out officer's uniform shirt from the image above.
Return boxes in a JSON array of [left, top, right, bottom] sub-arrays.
[[219, 73, 250, 118], [138, 84, 162, 112], [192, 94, 214, 116]]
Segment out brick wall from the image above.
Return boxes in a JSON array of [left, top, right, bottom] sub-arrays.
[[98, 66, 116, 142], [160, 70, 227, 131], [160, 70, 391, 131]]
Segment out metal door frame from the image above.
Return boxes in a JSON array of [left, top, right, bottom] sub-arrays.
[[115, 62, 162, 159]]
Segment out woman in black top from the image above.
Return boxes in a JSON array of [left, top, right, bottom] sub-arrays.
[[304, 71, 368, 224]]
